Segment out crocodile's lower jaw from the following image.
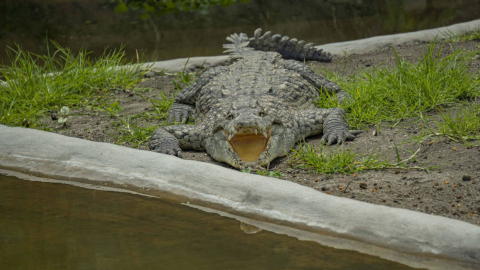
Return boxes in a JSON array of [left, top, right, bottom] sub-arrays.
[[228, 128, 272, 162]]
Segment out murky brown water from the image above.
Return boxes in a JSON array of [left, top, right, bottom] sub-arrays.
[[1, 0, 480, 64], [0, 173, 419, 270]]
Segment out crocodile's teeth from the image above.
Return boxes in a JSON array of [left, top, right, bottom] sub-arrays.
[[262, 131, 268, 138], [254, 129, 258, 135]]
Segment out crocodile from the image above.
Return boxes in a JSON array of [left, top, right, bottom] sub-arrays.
[[149, 28, 361, 169]]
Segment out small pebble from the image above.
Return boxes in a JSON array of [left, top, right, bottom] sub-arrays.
[[462, 175, 472, 181]]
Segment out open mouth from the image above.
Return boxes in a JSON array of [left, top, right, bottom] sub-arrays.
[[226, 127, 272, 162]]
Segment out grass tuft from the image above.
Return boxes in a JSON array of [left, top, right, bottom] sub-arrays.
[[316, 39, 480, 128], [290, 143, 388, 174], [290, 142, 432, 174], [0, 42, 145, 127], [413, 104, 480, 145], [444, 28, 480, 42]]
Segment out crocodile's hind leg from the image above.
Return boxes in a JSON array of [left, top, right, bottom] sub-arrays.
[[149, 124, 205, 157], [294, 108, 361, 144], [283, 60, 352, 105], [248, 28, 332, 62], [168, 66, 228, 123]]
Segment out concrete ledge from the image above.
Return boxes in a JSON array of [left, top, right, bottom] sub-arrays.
[[143, 55, 230, 73], [142, 18, 480, 73], [1, 124, 479, 269], [321, 18, 480, 55]]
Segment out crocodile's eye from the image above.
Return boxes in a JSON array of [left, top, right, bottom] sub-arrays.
[[259, 111, 267, 117], [227, 114, 234, 120]]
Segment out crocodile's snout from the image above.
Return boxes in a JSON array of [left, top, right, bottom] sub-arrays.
[[216, 109, 275, 163]]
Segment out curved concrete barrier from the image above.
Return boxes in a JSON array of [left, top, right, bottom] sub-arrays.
[[142, 18, 480, 73], [1, 124, 479, 270], [320, 18, 480, 55]]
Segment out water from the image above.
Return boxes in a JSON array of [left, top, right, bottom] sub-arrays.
[[0, 173, 418, 270], [1, 0, 480, 64]]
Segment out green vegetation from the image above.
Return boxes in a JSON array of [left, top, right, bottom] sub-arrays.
[[112, 90, 177, 148], [57, 106, 70, 124], [113, 116, 159, 148], [256, 170, 284, 179], [305, 40, 480, 174], [114, 0, 250, 19], [315, 40, 480, 128], [290, 142, 431, 174], [113, 67, 195, 148], [105, 101, 124, 117], [0, 42, 144, 127], [413, 105, 480, 145], [444, 28, 480, 42]]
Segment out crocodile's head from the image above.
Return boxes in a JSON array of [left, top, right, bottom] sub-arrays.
[[204, 101, 296, 169]]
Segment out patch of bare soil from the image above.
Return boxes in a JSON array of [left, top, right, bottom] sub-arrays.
[[41, 40, 480, 226]]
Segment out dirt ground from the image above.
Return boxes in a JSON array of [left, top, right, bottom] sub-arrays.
[[41, 40, 480, 226]]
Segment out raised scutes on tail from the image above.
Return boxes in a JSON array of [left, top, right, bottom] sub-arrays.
[[223, 33, 255, 58], [224, 28, 332, 62]]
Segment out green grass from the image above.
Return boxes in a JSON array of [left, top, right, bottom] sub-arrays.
[[240, 168, 285, 179], [413, 104, 480, 145], [113, 76, 183, 148], [290, 142, 431, 174], [305, 40, 480, 174], [113, 116, 159, 148], [315, 39, 480, 128], [0, 42, 145, 127], [290, 143, 387, 174], [444, 28, 480, 42]]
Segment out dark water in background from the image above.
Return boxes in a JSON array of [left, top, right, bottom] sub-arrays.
[[0, 173, 417, 270], [1, 0, 480, 64]]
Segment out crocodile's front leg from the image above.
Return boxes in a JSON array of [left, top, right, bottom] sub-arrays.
[[294, 108, 360, 144], [149, 125, 204, 157], [169, 66, 228, 123]]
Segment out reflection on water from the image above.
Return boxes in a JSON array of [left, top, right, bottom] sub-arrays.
[[1, 0, 480, 64], [0, 174, 417, 270]]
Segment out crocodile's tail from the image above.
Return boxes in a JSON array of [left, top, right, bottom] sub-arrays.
[[223, 33, 255, 58], [224, 28, 332, 62]]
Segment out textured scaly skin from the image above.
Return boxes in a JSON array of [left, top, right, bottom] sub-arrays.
[[149, 29, 360, 169]]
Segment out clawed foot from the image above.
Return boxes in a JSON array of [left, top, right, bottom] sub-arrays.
[[153, 145, 183, 158], [149, 128, 183, 158], [168, 102, 195, 124], [320, 129, 362, 145]]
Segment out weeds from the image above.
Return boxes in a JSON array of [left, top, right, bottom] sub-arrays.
[[0, 42, 144, 127], [113, 116, 158, 148], [290, 142, 431, 174], [150, 92, 175, 119], [113, 90, 177, 147], [57, 106, 70, 124], [316, 39, 480, 128], [105, 101, 124, 117], [256, 170, 284, 179], [412, 105, 480, 145], [444, 28, 480, 42], [290, 143, 386, 174], [240, 168, 284, 179]]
